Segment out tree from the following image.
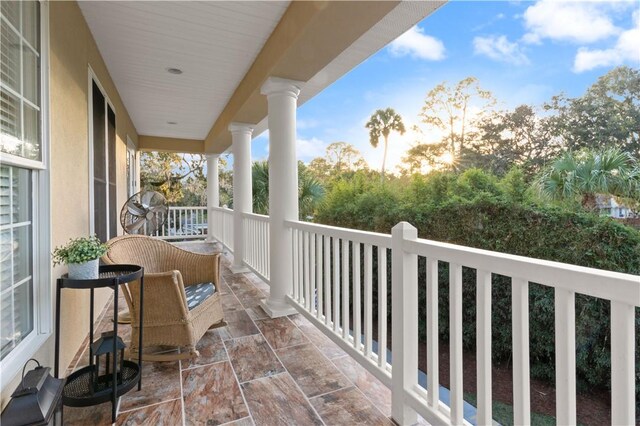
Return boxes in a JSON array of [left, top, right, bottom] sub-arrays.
[[534, 148, 639, 211], [366, 108, 406, 180], [419, 77, 495, 158], [251, 161, 324, 219], [308, 142, 367, 181], [400, 142, 449, 174], [462, 105, 560, 177], [140, 152, 206, 204], [544, 66, 640, 156]]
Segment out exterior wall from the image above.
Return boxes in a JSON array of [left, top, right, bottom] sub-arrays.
[[1, 1, 138, 406]]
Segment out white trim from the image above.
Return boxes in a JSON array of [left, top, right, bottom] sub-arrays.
[[0, 0, 52, 390]]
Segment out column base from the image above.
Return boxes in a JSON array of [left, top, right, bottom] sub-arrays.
[[230, 264, 250, 274], [260, 299, 297, 318]]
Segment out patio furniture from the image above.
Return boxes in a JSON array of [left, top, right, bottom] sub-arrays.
[[102, 235, 225, 362], [54, 265, 144, 423]]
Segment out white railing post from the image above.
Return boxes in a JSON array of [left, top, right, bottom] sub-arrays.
[[229, 123, 253, 273], [391, 222, 418, 425], [610, 301, 636, 425]]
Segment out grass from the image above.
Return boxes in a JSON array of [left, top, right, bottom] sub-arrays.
[[464, 393, 557, 426]]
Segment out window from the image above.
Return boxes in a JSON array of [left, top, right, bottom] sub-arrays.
[[0, 166, 33, 360], [1, 0, 40, 162], [0, 0, 49, 374], [90, 78, 117, 241]]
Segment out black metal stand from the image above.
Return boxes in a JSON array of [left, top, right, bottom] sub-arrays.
[[54, 264, 144, 424]]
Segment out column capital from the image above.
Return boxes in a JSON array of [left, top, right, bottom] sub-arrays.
[[228, 122, 254, 135], [205, 153, 220, 160], [260, 77, 303, 99]]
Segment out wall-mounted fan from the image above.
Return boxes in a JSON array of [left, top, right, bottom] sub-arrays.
[[120, 191, 168, 235]]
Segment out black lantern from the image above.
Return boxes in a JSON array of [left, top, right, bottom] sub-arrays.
[[0, 359, 64, 426], [90, 331, 126, 393]]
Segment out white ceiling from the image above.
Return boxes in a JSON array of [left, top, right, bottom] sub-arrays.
[[78, 1, 290, 140]]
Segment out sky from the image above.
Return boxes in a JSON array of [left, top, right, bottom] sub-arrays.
[[245, 0, 640, 173]]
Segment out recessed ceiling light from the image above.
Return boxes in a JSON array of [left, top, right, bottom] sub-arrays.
[[166, 67, 183, 75], [167, 121, 177, 125]]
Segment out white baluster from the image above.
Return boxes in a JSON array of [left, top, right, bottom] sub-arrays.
[[555, 288, 576, 425], [426, 258, 439, 408], [476, 269, 492, 425], [377, 246, 387, 368], [316, 233, 323, 320], [512, 278, 531, 425], [333, 237, 340, 333], [353, 242, 361, 351], [342, 239, 350, 340], [364, 244, 373, 358], [324, 235, 331, 327]]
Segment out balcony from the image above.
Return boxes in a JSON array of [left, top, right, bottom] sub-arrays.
[[62, 246, 398, 426], [64, 207, 638, 425], [206, 208, 638, 425]]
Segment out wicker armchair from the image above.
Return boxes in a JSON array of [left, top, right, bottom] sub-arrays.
[[102, 235, 224, 361]]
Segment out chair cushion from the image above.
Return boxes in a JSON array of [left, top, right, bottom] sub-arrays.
[[185, 282, 216, 311]]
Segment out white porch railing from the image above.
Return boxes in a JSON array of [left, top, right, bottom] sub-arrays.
[[207, 213, 639, 425], [285, 220, 639, 426], [150, 206, 208, 240], [210, 206, 234, 251], [242, 212, 270, 283]]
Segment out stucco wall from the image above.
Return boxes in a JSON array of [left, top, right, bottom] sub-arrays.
[[1, 0, 138, 406]]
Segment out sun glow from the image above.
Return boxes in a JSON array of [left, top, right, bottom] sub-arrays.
[[439, 151, 455, 165]]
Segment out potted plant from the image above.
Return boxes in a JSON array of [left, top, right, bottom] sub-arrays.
[[53, 236, 108, 280]]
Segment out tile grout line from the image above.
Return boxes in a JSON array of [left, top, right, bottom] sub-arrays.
[[249, 315, 327, 426], [222, 321, 256, 424], [224, 266, 318, 425], [220, 272, 257, 425], [289, 310, 394, 420], [179, 356, 186, 426], [224, 258, 387, 425], [117, 397, 182, 415]]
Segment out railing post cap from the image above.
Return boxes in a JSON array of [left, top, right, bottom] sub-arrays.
[[392, 221, 417, 238]]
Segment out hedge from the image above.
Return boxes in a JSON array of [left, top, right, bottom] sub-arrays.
[[315, 176, 640, 404]]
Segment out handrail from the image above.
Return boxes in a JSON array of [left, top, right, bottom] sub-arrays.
[[285, 220, 392, 248], [404, 237, 639, 304], [241, 211, 269, 221]]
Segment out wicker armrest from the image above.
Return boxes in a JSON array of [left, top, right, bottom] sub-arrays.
[[170, 250, 221, 288], [129, 270, 190, 325]]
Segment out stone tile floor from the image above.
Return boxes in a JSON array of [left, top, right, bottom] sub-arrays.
[[63, 243, 397, 426]]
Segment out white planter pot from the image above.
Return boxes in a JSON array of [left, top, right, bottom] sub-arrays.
[[68, 259, 99, 280]]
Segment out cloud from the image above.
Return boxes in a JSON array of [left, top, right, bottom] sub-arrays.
[[573, 11, 640, 72], [296, 137, 327, 162], [388, 26, 445, 61], [522, 0, 620, 44], [473, 35, 530, 65]]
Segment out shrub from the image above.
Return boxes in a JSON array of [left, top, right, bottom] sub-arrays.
[[315, 173, 640, 403]]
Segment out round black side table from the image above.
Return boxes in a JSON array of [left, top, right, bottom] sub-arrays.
[[54, 264, 144, 424]]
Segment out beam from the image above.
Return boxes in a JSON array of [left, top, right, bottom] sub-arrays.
[[138, 135, 204, 154], [204, 1, 399, 153]]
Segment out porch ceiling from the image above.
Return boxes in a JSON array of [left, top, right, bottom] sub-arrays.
[[79, 1, 444, 154]]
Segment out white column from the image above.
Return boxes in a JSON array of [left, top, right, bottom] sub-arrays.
[[206, 154, 219, 242], [260, 77, 302, 318], [230, 123, 254, 273]]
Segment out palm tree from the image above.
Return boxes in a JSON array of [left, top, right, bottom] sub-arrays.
[[251, 161, 324, 219], [535, 148, 639, 211], [366, 108, 406, 180]]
